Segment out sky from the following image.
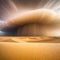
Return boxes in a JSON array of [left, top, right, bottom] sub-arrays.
[[0, 0, 60, 36], [0, 0, 60, 20]]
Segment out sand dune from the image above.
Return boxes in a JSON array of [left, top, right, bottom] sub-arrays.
[[0, 37, 60, 60], [0, 36, 60, 43]]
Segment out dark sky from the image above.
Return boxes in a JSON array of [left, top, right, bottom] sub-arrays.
[[0, 0, 41, 19], [0, 0, 60, 36], [0, 0, 58, 20]]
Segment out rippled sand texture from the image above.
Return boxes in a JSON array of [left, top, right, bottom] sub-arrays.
[[0, 36, 60, 43]]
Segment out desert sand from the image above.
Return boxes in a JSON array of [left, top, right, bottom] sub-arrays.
[[0, 37, 60, 60]]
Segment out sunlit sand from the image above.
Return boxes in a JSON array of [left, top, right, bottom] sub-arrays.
[[0, 36, 60, 60]]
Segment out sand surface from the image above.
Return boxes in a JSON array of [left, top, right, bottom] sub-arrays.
[[0, 37, 60, 60]]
